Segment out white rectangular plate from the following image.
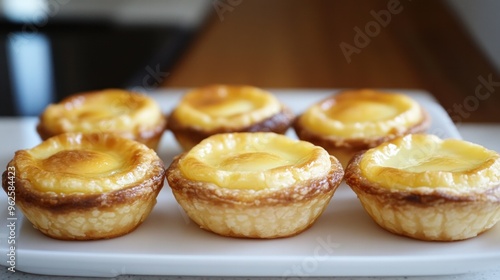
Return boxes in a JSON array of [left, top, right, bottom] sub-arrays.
[[1, 89, 499, 278]]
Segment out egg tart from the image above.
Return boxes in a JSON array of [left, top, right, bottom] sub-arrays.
[[1, 133, 166, 240], [166, 132, 344, 238], [37, 89, 167, 150], [345, 134, 500, 241], [167, 85, 295, 150], [293, 89, 430, 167]]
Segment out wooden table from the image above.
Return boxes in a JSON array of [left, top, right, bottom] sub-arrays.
[[162, 0, 500, 123]]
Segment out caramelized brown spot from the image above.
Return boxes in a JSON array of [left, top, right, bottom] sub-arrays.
[[41, 150, 120, 175]]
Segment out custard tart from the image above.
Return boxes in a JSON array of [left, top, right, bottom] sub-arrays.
[[166, 132, 344, 238], [1, 133, 166, 240], [167, 85, 295, 150], [37, 89, 167, 150], [293, 89, 430, 167], [345, 134, 500, 241]]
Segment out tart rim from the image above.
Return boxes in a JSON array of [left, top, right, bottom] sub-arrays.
[[294, 106, 430, 149], [177, 132, 332, 190], [167, 154, 344, 206], [168, 105, 295, 139], [1, 166, 165, 213], [296, 89, 427, 138], [345, 149, 500, 204], [357, 134, 500, 193], [168, 84, 285, 131], [36, 89, 167, 141], [10, 132, 166, 194]]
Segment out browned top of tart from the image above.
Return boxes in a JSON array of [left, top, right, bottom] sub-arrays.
[[9, 132, 164, 194], [169, 85, 284, 131], [297, 89, 427, 139], [38, 89, 165, 137], [178, 132, 333, 190], [356, 134, 500, 193]]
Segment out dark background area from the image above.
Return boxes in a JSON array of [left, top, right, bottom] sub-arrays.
[[163, 0, 500, 123], [1, 0, 499, 123]]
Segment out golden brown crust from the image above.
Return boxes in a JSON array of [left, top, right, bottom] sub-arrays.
[[168, 106, 295, 150], [294, 107, 430, 167], [166, 155, 344, 238], [168, 154, 343, 206], [346, 152, 500, 203], [3, 170, 164, 240], [1, 133, 166, 240], [345, 151, 500, 241], [37, 119, 167, 151], [3, 168, 165, 213], [295, 107, 430, 150], [36, 89, 167, 150]]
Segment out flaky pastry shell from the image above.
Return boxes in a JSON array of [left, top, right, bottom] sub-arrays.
[[37, 89, 167, 150], [166, 132, 344, 238], [2, 133, 166, 240], [345, 134, 500, 241], [167, 85, 295, 150], [167, 156, 343, 238], [293, 89, 430, 167]]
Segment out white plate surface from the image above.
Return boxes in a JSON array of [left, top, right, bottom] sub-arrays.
[[1, 89, 499, 278]]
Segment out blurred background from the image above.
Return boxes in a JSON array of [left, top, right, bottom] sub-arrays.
[[0, 0, 499, 123]]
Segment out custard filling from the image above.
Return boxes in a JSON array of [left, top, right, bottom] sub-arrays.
[[179, 132, 332, 190], [40, 150, 123, 176], [359, 134, 500, 192], [41, 89, 163, 134], [171, 85, 282, 130], [14, 133, 160, 194], [326, 100, 399, 122], [300, 89, 423, 138]]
